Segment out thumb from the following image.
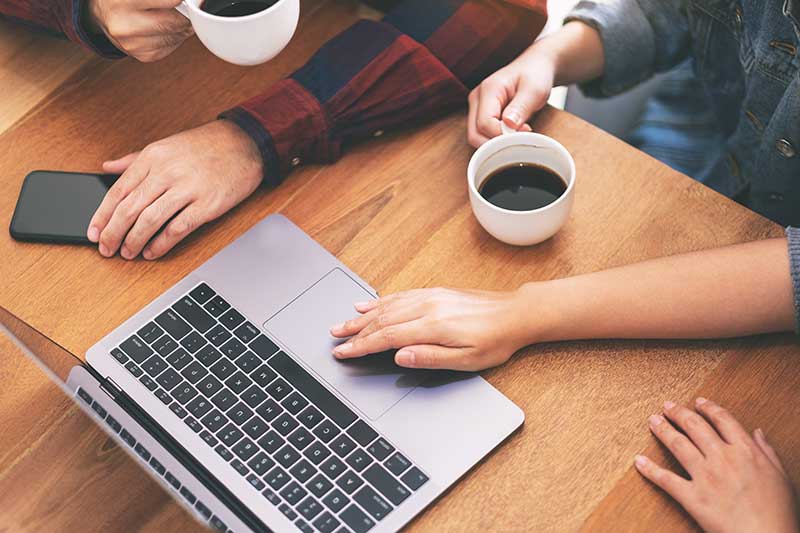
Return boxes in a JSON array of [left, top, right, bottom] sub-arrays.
[[102, 152, 140, 175], [502, 78, 550, 130], [395, 345, 477, 371], [753, 428, 789, 477]]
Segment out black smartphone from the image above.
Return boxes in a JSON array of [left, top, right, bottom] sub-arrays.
[[9, 170, 118, 244]]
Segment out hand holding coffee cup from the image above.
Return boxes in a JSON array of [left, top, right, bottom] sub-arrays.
[[175, 0, 299, 66], [467, 126, 576, 246]]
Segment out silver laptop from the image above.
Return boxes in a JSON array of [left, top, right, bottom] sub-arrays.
[[56, 214, 523, 532]]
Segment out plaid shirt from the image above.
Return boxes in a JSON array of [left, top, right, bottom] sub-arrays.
[[2, 0, 547, 185]]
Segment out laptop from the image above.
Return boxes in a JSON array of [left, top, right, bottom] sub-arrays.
[[14, 214, 524, 532]]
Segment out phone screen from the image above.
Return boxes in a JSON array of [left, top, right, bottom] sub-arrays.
[[10, 171, 118, 243]]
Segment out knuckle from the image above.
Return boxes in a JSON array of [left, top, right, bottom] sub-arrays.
[[380, 326, 396, 345], [417, 351, 436, 368]]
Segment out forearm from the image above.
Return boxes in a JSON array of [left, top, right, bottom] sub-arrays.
[[525, 20, 604, 88], [523, 239, 795, 343]]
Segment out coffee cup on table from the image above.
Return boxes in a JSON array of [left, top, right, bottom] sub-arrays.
[[175, 0, 299, 66], [467, 127, 576, 246]]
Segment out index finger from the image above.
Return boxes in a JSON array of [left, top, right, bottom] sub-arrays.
[[332, 319, 428, 359], [476, 81, 505, 139]]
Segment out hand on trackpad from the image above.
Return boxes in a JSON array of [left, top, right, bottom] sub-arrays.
[[264, 268, 427, 421]]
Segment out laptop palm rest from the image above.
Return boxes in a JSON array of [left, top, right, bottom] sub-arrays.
[[263, 268, 427, 421]]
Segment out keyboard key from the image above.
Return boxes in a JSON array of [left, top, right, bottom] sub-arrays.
[[139, 375, 158, 391], [173, 296, 215, 333], [363, 464, 410, 505], [258, 430, 285, 454], [215, 445, 234, 462], [231, 458, 249, 476], [287, 427, 314, 450], [298, 406, 324, 429], [233, 438, 258, 461], [120, 335, 153, 363], [180, 361, 208, 384], [149, 456, 166, 476], [105, 415, 122, 433], [195, 345, 223, 367], [265, 466, 290, 490], [219, 308, 245, 330], [111, 348, 128, 364], [296, 518, 314, 533], [304, 441, 331, 465], [256, 398, 282, 421], [235, 351, 260, 373], [400, 467, 429, 491], [225, 371, 252, 395], [187, 397, 213, 418], [243, 416, 270, 439], [180, 486, 197, 505], [211, 389, 237, 411], [180, 331, 206, 353], [233, 321, 260, 344], [165, 471, 181, 490], [268, 351, 357, 429], [249, 335, 279, 359], [246, 473, 266, 491], [197, 375, 224, 398], [221, 338, 247, 359], [385, 453, 412, 476], [279, 503, 297, 521], [280, 481, 307, 506], [190, 283, 215, 304], [321, 488, 349, 513], [340, 504, 376, 533], [345, 449, 373, 473], [210, 358, 236, 380], [204, 295, 230, 317], [263, 488, 281, 505], [281, 392, 308, 415], [155, 309, 191, 341], [312, 420, 339, 443], [313, 511, 341, 533], [166, 348, 192, 370], [154, 388, 172, 405], [142, 355, 167, 377], [209, 516, 227, 532], [205, 324, 232, 347], [201, 410, 228, 433], [195, 500, 212, 520], [91, 401, 108, 418], [265, 378, 292, 401], [120, 428, 137, 447], [251, 364, 277, 387], [241, 385, 268, 409], [336, 470, 364, 495], [125, 361, 143, 377], [184, 416, 203, 433], [152, 335, 178, 357], [297, 496, 323, 520], [218, 423, 244, 447], [137, 322, 164, 344], [307, 474, 333, 498], [77, 387, 93, 404], [347, 420, 378, 447], [200, 430, 219, 447], [366, 438, 394, 461], [275, 444, 301, 468], [228, 402, 254, 425], [354, 485, 392, 521], [155, 368, 182, 391], [320, 456, 347, 479], [272, 413, 299, 436], [290, 459, 317, 483], [330, 434, 357, 458], [172, 383, 199, 405], [169, 402, 188, 419], [248, 452, 275, 476]]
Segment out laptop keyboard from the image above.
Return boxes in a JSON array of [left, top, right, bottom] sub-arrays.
[[110, 282, 429, 533]]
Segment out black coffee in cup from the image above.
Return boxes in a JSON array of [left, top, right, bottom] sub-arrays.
[[200, 0, 278, 17], [479, 163, 567, 211]]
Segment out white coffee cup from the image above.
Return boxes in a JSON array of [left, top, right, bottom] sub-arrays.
[[176, 0, 299, 66], [467, 130, 576, 246]]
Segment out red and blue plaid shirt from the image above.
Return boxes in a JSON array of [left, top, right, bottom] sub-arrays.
[[2, 0, 547, 185]]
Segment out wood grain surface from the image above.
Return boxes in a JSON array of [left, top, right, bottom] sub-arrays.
[[1, 1, 798, 531]]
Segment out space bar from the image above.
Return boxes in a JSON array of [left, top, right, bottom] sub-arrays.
[[268, 351, 358, 429]]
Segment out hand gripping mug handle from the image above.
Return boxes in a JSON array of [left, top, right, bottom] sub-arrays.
[[175, 1, 190, 17]]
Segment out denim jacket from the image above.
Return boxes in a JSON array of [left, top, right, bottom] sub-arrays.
[[567, 0, 800, 329]]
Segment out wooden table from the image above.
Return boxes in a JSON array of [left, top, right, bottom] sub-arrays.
[[1, 3, 798, 531]]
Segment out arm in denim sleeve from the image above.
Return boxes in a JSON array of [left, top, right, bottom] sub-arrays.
[[565, 0, 690, 97], [221, 0, 547, 187], [788, 227, 800, 332], [0, 0, 123, 58]]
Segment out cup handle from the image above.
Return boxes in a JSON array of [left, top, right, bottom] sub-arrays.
[[175, 1, 190, 17]]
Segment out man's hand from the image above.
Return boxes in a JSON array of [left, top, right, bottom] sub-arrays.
[[87, 120, 263, 260], [87, 0, 194, 62]]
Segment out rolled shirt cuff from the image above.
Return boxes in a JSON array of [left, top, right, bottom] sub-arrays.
[[788, 227, 800, 333], [71, 0, 125, 58]]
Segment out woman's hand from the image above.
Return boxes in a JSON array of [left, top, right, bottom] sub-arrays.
[[635, 398, 799, 533], [329, 288, 534, 371], [87, 120, 263, 260]]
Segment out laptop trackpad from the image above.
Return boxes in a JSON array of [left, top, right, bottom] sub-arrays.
[[263, 268, 427, 421]]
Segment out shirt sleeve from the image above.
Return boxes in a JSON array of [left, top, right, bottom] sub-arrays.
[[0, 0, 123, 58], [565, 0, 690, 97], [788, 227, 800, 333], [220, 0, 547, 187]]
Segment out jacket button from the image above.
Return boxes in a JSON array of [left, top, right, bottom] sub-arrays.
[[372, 130, 384, 138], [768, 193, 784, 202], [776, 138, 796, 158], [734, 6, 744, 29], [291, 156, 302, 167]]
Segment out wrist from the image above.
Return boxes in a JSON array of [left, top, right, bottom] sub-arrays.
[[511, 280, 573, 346], [216, 119, 264, 186]]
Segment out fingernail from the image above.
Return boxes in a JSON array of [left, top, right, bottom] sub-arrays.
[[755, 428, 765, 439], [99, 244, 110, 257], [121, 246, 131, 260], [354, 301, 372, 312], [143, 249, 153, 261], [87, 226, 99, 242], [648, 414, 663, 427], [333, 343, 351, 357], [330, 323, 344, 334], [396, 349, 415, 366], [634, 455, 648, 468], [695, 397, 707, 405], [663, 401, 676, 410], [505, 110, 521, 126]]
